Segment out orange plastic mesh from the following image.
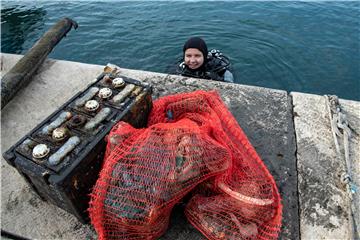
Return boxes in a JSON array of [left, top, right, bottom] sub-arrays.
[[89, 90, 282, 240]]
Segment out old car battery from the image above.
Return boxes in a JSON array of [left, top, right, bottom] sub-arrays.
[[2, 66, 153, 223]]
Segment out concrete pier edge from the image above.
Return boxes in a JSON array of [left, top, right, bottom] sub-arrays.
[[1, 53, 359, 240]]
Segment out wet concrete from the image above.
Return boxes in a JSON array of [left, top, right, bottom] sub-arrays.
[[1, 53, 358, 240], [292, 92, 359, 240]]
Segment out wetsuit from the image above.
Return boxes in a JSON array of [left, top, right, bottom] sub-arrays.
[[176, 49, 234, 83]]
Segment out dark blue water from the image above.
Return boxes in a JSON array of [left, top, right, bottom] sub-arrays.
[[2, 1, 359, 100]]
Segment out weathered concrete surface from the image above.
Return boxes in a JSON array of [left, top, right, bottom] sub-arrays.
[[1, 53, 298, 239], [292, 92, 360, 240]]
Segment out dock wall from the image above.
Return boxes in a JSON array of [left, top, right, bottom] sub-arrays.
[[1, 53, 359, 240]]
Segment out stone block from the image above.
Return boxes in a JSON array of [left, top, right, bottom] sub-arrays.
[[292, 92, 359, 240]]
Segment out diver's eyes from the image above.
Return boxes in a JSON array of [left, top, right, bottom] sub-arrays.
[[186, 54, 202, 58]]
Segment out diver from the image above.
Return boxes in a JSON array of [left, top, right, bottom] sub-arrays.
[[176, 37, 234, 83]]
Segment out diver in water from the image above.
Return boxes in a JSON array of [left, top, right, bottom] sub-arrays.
[[176, 37, 234, 83]]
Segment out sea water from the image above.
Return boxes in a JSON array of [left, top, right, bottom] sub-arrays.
[[1, 1, 359, 100]]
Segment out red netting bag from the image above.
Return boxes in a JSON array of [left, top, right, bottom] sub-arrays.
[[184, 91, 282, 240], [89, 90, 282, 240]]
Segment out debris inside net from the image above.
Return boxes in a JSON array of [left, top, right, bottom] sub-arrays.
[[89, 90, 282, 240]]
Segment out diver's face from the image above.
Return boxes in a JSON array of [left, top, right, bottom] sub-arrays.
[[184, 48, 204, 70]]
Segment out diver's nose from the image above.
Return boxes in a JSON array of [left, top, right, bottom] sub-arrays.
[[190, 57, 197, 63]]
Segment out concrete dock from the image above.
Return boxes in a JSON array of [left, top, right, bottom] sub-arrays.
[[1, 53, 359, 240]]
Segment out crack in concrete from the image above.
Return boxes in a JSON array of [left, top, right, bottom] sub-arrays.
[[289, 92, 301, 240]]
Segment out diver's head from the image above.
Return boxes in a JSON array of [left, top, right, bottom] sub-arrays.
[[183, 37, 208, 70]]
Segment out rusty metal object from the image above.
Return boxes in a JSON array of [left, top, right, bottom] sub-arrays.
[[2, 69, 153, 222], [98, 88, 112, 99], [32, 144, 50, 159], [1, 18, 78, 109], [67, 115, 86, 128], [131, 86, 143, 97], [52, 127, 68, 141], [48, 136, 81, 166], [84, 107, 111, 131], [103, 74, 113, 84], [113, 84, 135, 104], [41, 111, 72, 135], [19, 139, 38, 153], [75, 87, 99, 107], [84, 100, 99, 112], [112, 77, 125, 88], [120, 90, 153, 129]]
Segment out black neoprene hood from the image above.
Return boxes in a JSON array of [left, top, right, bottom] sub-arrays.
[[183, 37, 208, 63]]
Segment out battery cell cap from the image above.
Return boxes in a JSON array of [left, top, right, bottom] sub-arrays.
[[32, 144, 50, 159], [85, 100, 99, 112], [112, 77, 125, 88], [52, 127, 67, 141], [98, 88, 112, 99]]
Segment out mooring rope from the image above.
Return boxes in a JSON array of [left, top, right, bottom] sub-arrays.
[[325, 95, 357, 196]]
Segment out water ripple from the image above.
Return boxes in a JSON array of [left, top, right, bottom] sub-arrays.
[[1, 1, 359, 100]]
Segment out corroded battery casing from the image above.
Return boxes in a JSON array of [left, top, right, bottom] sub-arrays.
[[2, 71, 152, 223]]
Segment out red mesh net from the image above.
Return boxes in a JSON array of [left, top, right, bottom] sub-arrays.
[[89, 90, 282, 240]]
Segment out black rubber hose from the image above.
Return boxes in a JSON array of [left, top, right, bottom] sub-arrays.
[[1, 229, 31, 240], [1, 17, 78, 109]]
